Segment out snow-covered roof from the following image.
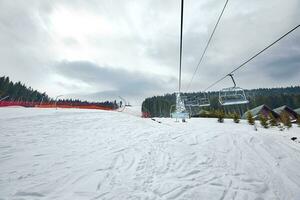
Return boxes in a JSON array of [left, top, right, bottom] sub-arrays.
[[295, 108, 300, 115], [273, 105, 288, 114], [242, 104, 277, 119], [273, 105, 298, 118]]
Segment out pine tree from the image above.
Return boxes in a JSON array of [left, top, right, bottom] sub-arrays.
[[217, 110, 224, 123], [269, 113, 278, 127], [247, 111, 255, 125], [259, 114, 269, 128], [233, 112, 240, 123], [280, 112, 292, 129]]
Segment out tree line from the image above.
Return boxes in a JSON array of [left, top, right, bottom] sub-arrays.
[[55, 99, 117, 108], [0, 76, 117, 108], [142, 86, 300, 117], [0, 76, 50, 102]]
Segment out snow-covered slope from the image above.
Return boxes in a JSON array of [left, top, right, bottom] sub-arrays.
[[121, 105, 142, 117], [1, 107, 300, 200]]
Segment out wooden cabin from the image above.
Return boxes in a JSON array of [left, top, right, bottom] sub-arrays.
[[242, 104, 279, 120], [274, 105, 299, 122]]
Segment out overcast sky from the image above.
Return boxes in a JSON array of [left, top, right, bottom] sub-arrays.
[[0, 0, 299, 103]]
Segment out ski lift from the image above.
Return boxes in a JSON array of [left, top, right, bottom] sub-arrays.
[[219, 74, 249, 106], [183, 93, 210, 107], [199, 93, 210, 107]]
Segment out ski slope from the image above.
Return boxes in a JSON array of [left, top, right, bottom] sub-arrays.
[[1, 107, 300, 200]]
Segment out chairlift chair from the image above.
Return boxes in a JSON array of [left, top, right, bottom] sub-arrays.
[[182, 96, 198, 107], [219, 74, 249, 106], [181, 93, 210, 117], [183, 93, 210, 107], [199, 93, 210, 107]]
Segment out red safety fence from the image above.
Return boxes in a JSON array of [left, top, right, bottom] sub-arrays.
[[142, 112, 151, 118], [36, 104, 114, 110], [0, 101, 115, 111]]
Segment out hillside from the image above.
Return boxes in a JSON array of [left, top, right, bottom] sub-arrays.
[[0, 76, 50, 102], [1, 107, 300, 199], [142, 86, 300, 117], [0, 76, 117, 109]]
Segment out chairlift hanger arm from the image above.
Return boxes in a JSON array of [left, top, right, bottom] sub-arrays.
[[228, 74, 236, 87]]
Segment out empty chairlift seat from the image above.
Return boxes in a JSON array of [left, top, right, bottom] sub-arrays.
[[219, 74, 249, 106], [183, 93, 211, 107], [183, 96, 199, 107], [219, 87, 249, 106], [199, 93, 211, 107]]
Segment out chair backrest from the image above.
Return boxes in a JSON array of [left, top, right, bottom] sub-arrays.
[[199, 97, 210, 107], [219, 87, 249, 106], [184, 94, 210, 107], [185, 99, 199, 107]]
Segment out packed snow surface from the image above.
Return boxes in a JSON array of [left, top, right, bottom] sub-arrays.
[[1, 107, 300, 200]]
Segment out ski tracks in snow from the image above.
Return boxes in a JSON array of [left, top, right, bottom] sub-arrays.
[[1, 108, 300, 199]]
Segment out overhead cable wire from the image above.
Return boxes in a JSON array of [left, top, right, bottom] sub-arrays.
[[185, 0, 229, 92], [178, 0, 184, 93], [203, 24, 300, 92]]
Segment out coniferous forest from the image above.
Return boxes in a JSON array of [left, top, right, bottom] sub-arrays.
[[0, 76, 50, 102], [0, 76, 117, 108], [142, 86, 300, 117]]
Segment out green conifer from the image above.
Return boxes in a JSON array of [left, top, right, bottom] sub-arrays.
[[233, 112, 240, 123], [269, 113, 278, 127], [259, 114, 269, 128], [247, 111, 255, 125], [217, 110, 224, 123], [280, 112, 292, 129]]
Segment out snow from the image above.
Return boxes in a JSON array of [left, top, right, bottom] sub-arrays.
[[1, 107, 300, 200]]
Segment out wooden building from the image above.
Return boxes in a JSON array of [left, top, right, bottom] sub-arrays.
[[242, 104, 279, 119], [274, 105, 299, 122]]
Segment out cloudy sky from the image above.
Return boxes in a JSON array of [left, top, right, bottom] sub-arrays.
[[0, 0, 299, 103]]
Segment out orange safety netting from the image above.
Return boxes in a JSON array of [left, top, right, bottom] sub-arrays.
[[36, 104, 114, 110], [0, 101, 114, 111]]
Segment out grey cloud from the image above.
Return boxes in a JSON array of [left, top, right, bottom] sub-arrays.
[[54, 60, 176, 101], [262, 53, 300, 80], [142, 0, 300, 91], [0, 0, 299, 101], [0, 0, 54, 86], [62, 37, 79, 46]]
